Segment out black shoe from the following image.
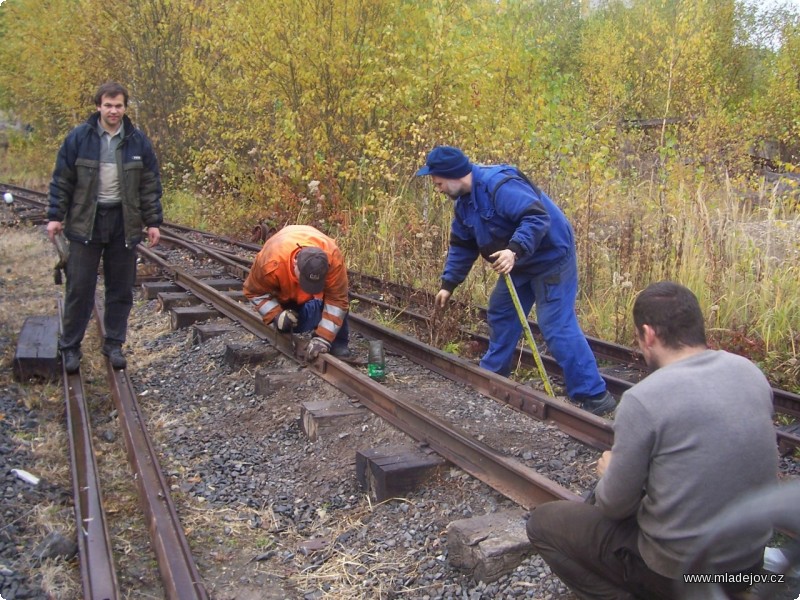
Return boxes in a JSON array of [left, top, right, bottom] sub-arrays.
[[331, 345, 352, 359], [62, 348, 81, 374], [581, 391, 617, 416], [103, 345, 127, 370]]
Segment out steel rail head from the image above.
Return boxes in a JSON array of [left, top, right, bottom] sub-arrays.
[[93, 303, 210, 600], [60, 297, 120, 600]]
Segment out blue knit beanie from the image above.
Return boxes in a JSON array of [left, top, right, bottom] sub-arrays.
[[415, 146, 472, 179]]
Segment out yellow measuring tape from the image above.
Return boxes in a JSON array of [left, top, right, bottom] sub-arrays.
[[503, 273, 555, 397]]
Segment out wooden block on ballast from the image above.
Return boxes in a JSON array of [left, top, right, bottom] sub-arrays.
[[447, 508, 531, 583], [223, 290, 246, 302], [169, 306, 220, 329], [254, 370, 309, 396], [13, 315, 60, 381], [300, 400, 367, 442], [223, 342, 280, 367], [157, 291, 201, 311], [141, 281, 181, 299], [135, 273, 163, 286], [356, 445, 448, 502], [191, 323, 238, 344], [201, 278, 243, 291], [160, 290, 245, 312]]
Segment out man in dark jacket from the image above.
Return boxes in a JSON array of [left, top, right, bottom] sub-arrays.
[[47, 81, 163, 373], [416, 146, 613, 415]]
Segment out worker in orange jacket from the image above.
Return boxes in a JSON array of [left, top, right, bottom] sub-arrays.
[[244, 225, 351, 360]]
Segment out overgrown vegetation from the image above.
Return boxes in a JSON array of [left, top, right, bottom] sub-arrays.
[[0, 0, 798, 389]]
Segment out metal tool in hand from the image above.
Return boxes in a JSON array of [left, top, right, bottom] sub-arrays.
[[53, 232, 69, 285], [503, 273, 555, 397]]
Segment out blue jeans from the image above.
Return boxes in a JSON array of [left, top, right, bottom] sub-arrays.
[[480, 251, 605, 400], [60, 205, 137, 351], [290, 299, 349, 350]]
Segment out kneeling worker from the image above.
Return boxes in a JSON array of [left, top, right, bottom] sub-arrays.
[[526, 281, 779, 599], [244, 225, 350, 360]]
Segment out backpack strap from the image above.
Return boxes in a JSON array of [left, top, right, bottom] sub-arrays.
[[488, 168, 541, 208]]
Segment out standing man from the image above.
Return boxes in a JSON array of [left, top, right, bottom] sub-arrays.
[[47, 81, 163, 373], [416, 145, 614, 415], [526, 281, 779, 599], [244, 225, 351, 361]]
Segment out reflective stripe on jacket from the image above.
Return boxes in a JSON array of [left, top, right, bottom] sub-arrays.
[[243, 225, 349, 344]]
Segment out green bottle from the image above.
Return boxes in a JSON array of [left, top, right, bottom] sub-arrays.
[[367, 340, 385, 382]]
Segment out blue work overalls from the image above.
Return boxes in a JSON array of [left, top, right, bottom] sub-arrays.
[[441, 165, 605, 400]]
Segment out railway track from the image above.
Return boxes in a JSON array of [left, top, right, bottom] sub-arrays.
[[150, 219, 800, 453], [2, 182, 798, 599]]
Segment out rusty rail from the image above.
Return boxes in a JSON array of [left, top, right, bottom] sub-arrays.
[[141, 239, 800, 455], [93, 305, 210, 600], [61, 298, 119, 600], [138, 245, 581, 508]]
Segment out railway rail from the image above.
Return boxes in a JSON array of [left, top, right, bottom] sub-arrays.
[[5, 183, 800, 454], [3, 182, 799, 599], [62, 302, 210, 598]]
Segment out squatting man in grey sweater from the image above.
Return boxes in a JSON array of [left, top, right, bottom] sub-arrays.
[[526, 281, 778, 599]]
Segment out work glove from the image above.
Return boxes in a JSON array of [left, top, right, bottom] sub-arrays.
[[305, 336, 331, 361], [275, 309, 299, 332]]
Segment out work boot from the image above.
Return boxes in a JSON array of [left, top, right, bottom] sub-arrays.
[[62, 348, 82, 374], [102, 345, 127, 370], [330, 345, 352, 360], [581, 391, 617, 416]]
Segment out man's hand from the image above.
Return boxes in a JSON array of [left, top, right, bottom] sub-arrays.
[[434, 289, 451, 310], [489, 248, 516, 274], [275, 309, 299, 332], [306, 337, 331, 361], [147, 227, 161, 247], [46, 221, 63, 243], [597, 450, 613, 478]]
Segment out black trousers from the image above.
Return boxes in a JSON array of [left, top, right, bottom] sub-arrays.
[[60, 205, 137, 351], [527, 501, 757, 600], [527, 501, 680, 600]]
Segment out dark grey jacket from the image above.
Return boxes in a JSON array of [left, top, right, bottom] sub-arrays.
[[48, 112, 163, 247]]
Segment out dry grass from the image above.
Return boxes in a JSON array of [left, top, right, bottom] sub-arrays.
[[0, 225, 62, 342], [281, 497, 422, 599], [0, 225, 81, 598]]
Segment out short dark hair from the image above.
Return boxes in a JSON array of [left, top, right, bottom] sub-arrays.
[[633, 281, 707, 349], [94, 82, 129, 107]]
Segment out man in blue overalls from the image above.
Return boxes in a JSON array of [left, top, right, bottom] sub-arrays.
[[416, 146, 615, 416]]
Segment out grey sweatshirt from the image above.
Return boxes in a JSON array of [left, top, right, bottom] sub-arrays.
[[596, 349, 779, 578]]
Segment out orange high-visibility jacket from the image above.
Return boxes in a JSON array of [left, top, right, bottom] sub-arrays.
[[243, 225, 349, 344]]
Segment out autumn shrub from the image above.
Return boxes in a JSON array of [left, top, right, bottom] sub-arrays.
[[0, 132, 54, 190]]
